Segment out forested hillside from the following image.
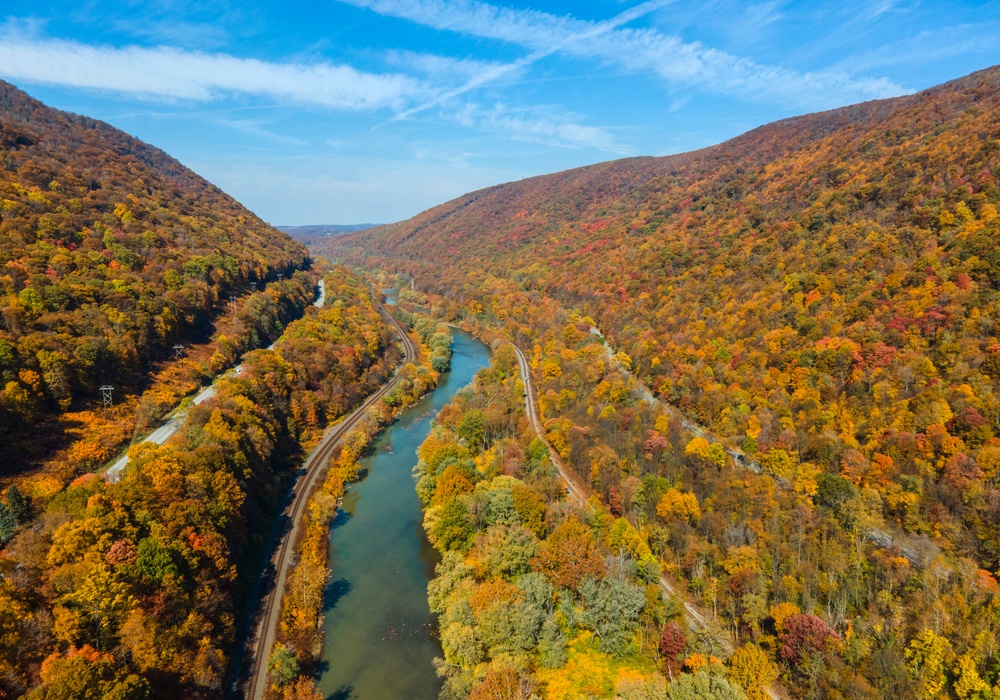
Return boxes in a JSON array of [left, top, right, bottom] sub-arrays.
[[0, 81, 309, 457], [0, 266, 399, 698], [323, 66, 1000, 697]]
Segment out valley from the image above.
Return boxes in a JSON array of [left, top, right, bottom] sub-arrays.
[[0, 52, 999, 700], [318, 66, 1000, 699]]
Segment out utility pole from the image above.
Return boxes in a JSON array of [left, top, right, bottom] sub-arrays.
[[99, 385, 114, 410]]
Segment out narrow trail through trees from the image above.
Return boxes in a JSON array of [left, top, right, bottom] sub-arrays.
[[510, 345, 715, 629]]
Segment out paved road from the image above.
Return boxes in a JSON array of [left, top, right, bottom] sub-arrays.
[[243, 303, 417, 700], [105, 279, 327, 483]]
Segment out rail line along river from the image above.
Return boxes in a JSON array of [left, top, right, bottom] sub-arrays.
[[317, 328, 491, 700]]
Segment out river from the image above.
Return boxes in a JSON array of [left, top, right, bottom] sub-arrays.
[[317, 329, 491, 700]]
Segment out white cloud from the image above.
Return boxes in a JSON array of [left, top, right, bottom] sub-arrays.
[[110, 18, 232, 49], [212, 118, 310, 146], [383, 50, 515, 82], [0, 22, 627, 154], [831, 23, 1000, 74], [389, 1, 664, 122], [0, 27, 424, 110], [340, 0, 910, 108], [474, 105, 629, 153]]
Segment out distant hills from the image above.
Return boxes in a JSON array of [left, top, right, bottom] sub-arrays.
[[279, 223, 380, 243]]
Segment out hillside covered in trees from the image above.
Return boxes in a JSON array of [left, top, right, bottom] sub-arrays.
[[0, 267, 401, 698], [322, 66, 1000, 697], [0, 81, 309, 467]]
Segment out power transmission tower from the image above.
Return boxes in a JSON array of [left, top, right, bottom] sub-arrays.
[[229, 295, 238, 315], [250, 282, 257, 292], [99, 385, 114, 410], [173, 344, 184, 358]]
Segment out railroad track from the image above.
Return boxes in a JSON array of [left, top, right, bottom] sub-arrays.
[[510, 344, 588, 507], [243, 303, 415, 700], [509, 341, 788, 697]]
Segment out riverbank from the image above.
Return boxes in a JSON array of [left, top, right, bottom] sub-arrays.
[[259, 315, 478, 698], [314, 328, 490, 699]]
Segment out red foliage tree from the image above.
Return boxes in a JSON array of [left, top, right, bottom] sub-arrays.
[[469, 666, 529, 700], [607, 486, 623, 517], [530, 518, 606, 591], [659, 622, 686, 678], [779, 614, 839, 664]]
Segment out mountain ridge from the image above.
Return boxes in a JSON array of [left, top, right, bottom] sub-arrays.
[[318, 63, 1000, 696], [0, 79, 310, 470], [323, 63, 1000, 564], [337, 64, 999, 268]]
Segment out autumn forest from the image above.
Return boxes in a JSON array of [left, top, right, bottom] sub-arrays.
[[2, 59, 1000, 700], [318, 66, 1000, 700]]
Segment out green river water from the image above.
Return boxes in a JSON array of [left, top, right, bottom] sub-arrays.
[[317, 328, 491, 700]]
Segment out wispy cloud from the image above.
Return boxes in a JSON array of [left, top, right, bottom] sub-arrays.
[[212, 118, 309, 146], [383, 50, 516, 83], [390, 0, 665, 121], [110, 18, 232, 49], [340, 0, 910, 108], [0, 21, 627, 154], [831, 23, 1000, 74], [860, 0, 900, 22], [457, 103, 630, 153], [0, 25, 423, 110]]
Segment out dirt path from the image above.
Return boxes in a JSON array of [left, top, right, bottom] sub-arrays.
[[509, 344, 716, 627], [510, 340, 786, 698]]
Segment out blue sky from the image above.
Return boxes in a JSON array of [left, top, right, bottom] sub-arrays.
[[0, 1, 997, 225]]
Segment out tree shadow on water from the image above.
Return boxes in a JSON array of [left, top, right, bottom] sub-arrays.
[[330, 508, 352, 530], [327, 685, 355, 700], [323, 578, 353, 612]]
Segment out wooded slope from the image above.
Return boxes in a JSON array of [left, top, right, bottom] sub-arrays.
[[0, 81, 308, 439], [326, 66, 1000, 565], [324, 67, 1000, 698]]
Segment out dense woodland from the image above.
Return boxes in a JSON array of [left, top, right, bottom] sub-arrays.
[[0, 81, 309, 467], [0, 267, 400, 698], [324, 67, 1000, 698], [416, 345, 774, 699]]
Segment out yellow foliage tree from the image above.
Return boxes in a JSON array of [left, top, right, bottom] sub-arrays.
[[727, 644, 778, 700], [769, 602, 801, 633], [656, 489, 701, 523], [905, 629, 953, 699]]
